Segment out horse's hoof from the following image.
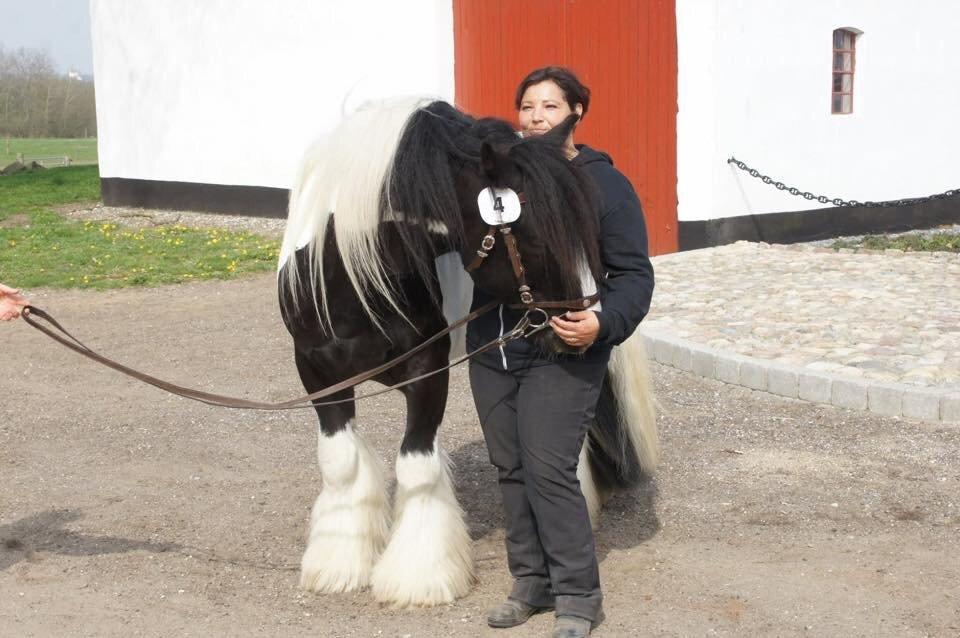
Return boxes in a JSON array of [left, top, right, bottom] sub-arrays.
[[299, 548, 374, 593]]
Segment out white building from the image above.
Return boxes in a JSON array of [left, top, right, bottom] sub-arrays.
[[90, 0, 960, 253]]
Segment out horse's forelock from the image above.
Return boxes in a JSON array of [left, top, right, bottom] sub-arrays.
[[507, 139, 603, 299]]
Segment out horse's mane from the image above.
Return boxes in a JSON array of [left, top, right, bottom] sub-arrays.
[[279, 98, 602, 331]]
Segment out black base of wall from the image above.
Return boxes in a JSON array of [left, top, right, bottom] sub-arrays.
[[101, 178, 288, 218], [679, 194, 960, 251], [102, 177, 960, 250]]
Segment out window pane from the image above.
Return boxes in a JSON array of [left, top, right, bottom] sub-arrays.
[[842, 94, 853, 113], [833, 74, 842, 91], [840, 74, 853, 92], [832, 94, 843, 113], [833, 29, 844, 48]]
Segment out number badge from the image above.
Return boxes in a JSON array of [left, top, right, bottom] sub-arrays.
[[477, 187, 522, 226]]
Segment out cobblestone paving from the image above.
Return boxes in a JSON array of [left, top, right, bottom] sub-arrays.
[[644, 241, 960, 392]]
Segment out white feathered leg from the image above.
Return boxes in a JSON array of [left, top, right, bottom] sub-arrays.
[[371, 448, 474, 606], [300, 422, 390, 593]]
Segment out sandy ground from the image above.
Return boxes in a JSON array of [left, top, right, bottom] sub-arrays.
[[2, 274, 959, 637]]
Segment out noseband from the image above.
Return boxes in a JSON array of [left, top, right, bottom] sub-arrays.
[[466, 190, 600, 312]]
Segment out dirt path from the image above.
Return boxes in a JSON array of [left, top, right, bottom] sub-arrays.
[[2, 275, 958, 637]]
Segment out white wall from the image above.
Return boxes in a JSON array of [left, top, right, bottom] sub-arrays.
[[677, 0, 960, 222], [90, 0, 454, 188]]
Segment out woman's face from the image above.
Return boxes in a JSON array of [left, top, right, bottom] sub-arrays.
[[518, 80, 582, 138]]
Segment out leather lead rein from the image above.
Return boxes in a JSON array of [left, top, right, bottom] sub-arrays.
[[23, 301, 506, 411]]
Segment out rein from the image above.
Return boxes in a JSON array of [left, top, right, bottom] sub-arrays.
[[21, 301, 550, 411]]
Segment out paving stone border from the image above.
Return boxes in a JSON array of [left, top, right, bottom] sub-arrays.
[[641, 329, 960, 425]]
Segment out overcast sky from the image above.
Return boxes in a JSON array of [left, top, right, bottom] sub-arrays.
[[0, 0, 93, 75]]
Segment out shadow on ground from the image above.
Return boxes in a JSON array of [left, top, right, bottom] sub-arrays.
[[449, 439, 661, 556], [0, 508, 180, 570]]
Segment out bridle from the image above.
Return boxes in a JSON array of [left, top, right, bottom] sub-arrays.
[[465, 189, 600, 315]]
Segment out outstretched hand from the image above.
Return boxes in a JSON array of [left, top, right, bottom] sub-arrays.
[[0, 283, 30, 321], [549, 310, 600, 348]]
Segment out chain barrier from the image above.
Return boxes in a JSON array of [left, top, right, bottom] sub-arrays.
[[727, 157, 959, 208]]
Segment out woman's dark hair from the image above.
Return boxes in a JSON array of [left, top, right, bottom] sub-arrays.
[[514, 66, 591, 118]]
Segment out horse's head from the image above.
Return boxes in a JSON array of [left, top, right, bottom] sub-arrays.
[[454, 115, 604, 356]]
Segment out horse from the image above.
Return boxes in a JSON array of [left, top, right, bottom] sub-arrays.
[[276, 97, 658, 608]]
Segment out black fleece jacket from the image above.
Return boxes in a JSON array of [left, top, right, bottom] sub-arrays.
[[467, 144, 655, 368]]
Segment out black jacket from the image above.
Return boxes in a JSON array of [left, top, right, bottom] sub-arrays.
[[467, 144, 655, 369]]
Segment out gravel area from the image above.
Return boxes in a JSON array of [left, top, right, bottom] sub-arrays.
[[2, 274, 959, 637], [58, 202, 286, 238]]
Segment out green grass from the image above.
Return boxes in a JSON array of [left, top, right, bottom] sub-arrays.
[[830, 231, 960, 253], [0, 166, 281, 290], [2, 138, 98, 165]]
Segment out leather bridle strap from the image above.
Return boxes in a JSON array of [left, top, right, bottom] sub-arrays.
[[21, 300, 507, 411], [466, 225, 498, 272], [498, 226, 535, 304], [508, 292, 600, 310]]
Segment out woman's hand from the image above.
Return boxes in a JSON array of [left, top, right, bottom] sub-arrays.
[[0, 283, 30, 321], [550, 310, 600, 348]]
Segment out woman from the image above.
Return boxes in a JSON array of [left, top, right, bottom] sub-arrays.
[[467, 67, 655, 638], [0, 284, 30, 321]]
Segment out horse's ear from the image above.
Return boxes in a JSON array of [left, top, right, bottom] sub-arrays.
[[541, 113, 580, 146], [480, 141, 512, 181]]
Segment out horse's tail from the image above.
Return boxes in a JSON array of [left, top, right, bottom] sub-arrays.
[[581, 330, 658, 518]]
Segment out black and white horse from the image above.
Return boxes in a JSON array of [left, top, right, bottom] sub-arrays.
[[277, 98, 657, 607]]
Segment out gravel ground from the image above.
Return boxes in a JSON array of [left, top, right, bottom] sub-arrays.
[[2, 275, 959, 637], [58, 202, 287, 238]]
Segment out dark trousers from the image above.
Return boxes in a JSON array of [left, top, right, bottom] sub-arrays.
[[469, 350, 610, 622]]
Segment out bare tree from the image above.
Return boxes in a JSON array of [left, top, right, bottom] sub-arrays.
[[0, 46, 97, 138]]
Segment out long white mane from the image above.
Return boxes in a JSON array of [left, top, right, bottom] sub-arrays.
[[278, 96, 435, 330]]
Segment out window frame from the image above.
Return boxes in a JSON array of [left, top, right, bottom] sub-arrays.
[[831, 28, 857, 115]]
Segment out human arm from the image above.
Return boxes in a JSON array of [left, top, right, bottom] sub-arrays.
[[591, 192, 655, 346]]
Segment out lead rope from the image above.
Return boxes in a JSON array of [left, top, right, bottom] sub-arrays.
[[21, 303, 549, 411]]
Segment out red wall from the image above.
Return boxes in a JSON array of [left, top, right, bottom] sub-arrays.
[[453, 0, 678, 255]]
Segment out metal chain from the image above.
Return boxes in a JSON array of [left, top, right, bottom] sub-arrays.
[[727, 157, 960, 208]]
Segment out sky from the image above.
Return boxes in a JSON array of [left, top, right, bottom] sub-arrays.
[[0, 0, 93, 75]]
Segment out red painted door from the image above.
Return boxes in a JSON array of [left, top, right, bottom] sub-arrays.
[[453, 0, 678, 255]]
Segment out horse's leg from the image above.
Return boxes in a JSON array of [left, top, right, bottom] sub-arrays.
[[296, 349, 390, 593], [370, 354, 474, 607]]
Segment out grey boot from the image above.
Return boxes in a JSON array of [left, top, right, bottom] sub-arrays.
[[486, 598, 552, 628], [552, 614, 593, 638]]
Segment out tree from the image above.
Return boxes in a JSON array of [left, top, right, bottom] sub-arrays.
[[0, 46, 97, 138]]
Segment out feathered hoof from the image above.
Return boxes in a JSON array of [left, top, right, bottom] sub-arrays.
[[369, 527, 474, 606], [370, 452, 475, 607], [299, 536, 378, 593], [299, 426, 390, 593]]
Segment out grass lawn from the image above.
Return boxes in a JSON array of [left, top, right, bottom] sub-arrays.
[[0, 166, 281, 290], [2, 138, 99, 165], [831, 231, 960, 253]]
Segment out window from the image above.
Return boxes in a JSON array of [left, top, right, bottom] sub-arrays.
[[832, 29, 857, 114]]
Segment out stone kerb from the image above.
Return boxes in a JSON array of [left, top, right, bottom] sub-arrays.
[[640, 330, 959, 425]]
